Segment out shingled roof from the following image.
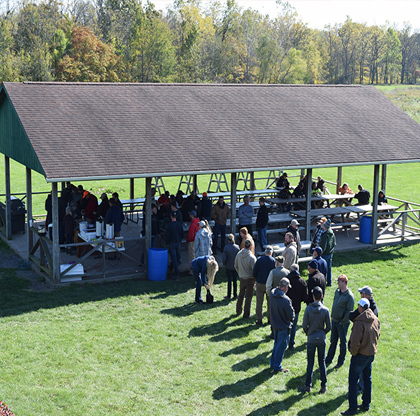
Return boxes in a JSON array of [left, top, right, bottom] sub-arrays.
[[1, 82, 420, 182]]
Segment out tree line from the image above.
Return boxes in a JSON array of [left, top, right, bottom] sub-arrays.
[[1, 0, 420, 84]]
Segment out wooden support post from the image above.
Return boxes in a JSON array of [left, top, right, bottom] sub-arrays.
[[305, 168, 312, 241], [130, 178, 135, 200], [381, 164, 387, 194], [61, 182, 66, 192], [250, 172, 255, 191], [371, 165, 380, 245], [230, 173, 237, 234], [145, 177, 152, 267], [300, 169, 305, 180], [4, 156, 12, 240], [336, 166, 342, 194], [52, 182, 60, 284], [26, 167, 33, 256], [193, 175, 198, 193]]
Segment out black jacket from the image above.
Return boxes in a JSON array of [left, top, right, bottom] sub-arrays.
[[307, 270, 326, 304], [256, 204, 269, 228]]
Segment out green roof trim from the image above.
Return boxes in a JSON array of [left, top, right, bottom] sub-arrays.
[[0, 86, 45, 177]]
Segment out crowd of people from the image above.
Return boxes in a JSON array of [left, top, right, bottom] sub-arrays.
[[44, 182, 124, 253]]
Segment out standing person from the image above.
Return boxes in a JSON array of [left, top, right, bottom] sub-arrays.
[[312, 246, 327, 277], [256, 197, 269, 251], [170, 202, 183, 223], [63, 207, 75, 254], [283, 232, 298, 270], [222, 234, 240, 299], [194, 220, 213, 258], [191, 255, 219, 304], [266, 256, 290, 297], [238, 196, 254, 236], [341, 299, 380, 415], [165, 212, 184, 280], [287, 219, 301, 255], [106, 198, 123, 237], [253, 245, 276, 326], [235, 239, 257, 319], [286, 264, 308, 350], [95, 193, 110, 220], [349, 286, 378, 321], [300, 286, 331, 394], [311, 217, 327, 249], [326, 274, 355, 369], [186, 210, 200, 274], [239, 227, 255, 254], [306, 260, 326, 304], [269, 277, 295, 373], [141, 204, 160, 264], [197, 192, 212, 220], [319, 219, 336, 286], [211, 196, 230, 254]]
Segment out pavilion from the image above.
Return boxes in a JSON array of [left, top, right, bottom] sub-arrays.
[[1, 81, 420, 285]]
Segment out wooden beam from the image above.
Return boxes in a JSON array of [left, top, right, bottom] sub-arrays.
[[145, 177, 152, 267], [336, 166, 342, 194], [193, 175, 198, 193], [250, 172, 255, 191], [26, 167, 33, 256], [130, 178, 135, 200], [230, 173, 237, 234], [4, 156, 11, 240], [305, 168, 313, 241], [371, 164, 380, 244], [381, 164, 387, 193], [51, 182, 60, 284]]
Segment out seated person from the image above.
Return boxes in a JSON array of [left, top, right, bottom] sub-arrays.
[[355, 184, 370, 205], [316, 176, 327, 194], [338, 182, 354, 206], [276, 172, 290, 190], [278, 185, 292, 212], [378, 190, 387, 205], [292, 182, 305, 210]]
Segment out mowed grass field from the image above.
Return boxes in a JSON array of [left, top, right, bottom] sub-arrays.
[[0, 85, 420, 415]]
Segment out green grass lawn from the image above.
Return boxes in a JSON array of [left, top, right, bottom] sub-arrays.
[[1, 241, 419, 415]]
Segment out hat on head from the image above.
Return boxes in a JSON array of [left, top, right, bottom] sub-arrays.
[[358, 298, 370, 309], [308, 260, 318, 270], [337, 274, 349, 283], [312, 246, 323, 255], [275, 255, 284, 264], [312, 286, 323, 298], [291, 219, 300, 226], [283, 172, 288, 177], [189, 210, 197, 217], [265, 245, 273, 253], [358, 286, 373, 296], [199, 220, 205, 228], [280, 277, 291, 288], [323, 219, 331, 229]]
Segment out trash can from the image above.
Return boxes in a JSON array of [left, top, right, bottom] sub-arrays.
[[0, 196, 26, 234], [148, 248, 168, 281], [359, 215, 372, 244]]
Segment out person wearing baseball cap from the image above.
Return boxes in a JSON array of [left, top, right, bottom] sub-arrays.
[[269, 276, 295, 373], [341, 296, 380, 415], [349, 286, 378, 322], [326, 274, 354, 369], [287, 219, 302, 254], [319, 219, 336, 286]]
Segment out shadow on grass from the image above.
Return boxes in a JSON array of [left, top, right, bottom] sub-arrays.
[[231, 350, 271, 372], [245, 393, 347, 416], [213, 367, 274, 399], [220, 336, 272, 357]]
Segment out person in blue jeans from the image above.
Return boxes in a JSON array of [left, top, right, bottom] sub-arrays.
[[191, 255, 219, 304], [300, 286, 331, 394], [341, 298, 380, 415], [326, 274, 354, 368], [165, 212, 184, 280], [269, 277, 295, 373]]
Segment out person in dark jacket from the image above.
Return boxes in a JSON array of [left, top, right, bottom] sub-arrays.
[[106, 198, 123, 237], [197, 192, 212, 221], [300, 286, 331, 394], [253, 245, 276, 325], [222, 234, 240, 299], [269, 277, 295, 373], [191, 255, 218, 304], [95, 193, 110, 219], [62, 207, 75, 254], [170, 202, 183, 223], [378, 190, 387, 205], [165, 212, 184, 280], [287, 219, 301, 255], [45, 193, 52, 227], [349, 286, 378, 321], [256, 197, 269, 251], [306, 260, 326, 304], [312, 246, 328, 277], [355, 184, 370, 205], [286, 264, 308, 350]]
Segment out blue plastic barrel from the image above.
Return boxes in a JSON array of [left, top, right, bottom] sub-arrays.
[[148, 248, 168, 281], [359, 216, 372, 244]]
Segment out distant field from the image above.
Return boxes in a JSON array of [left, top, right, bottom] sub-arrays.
[[0, 85, 419, 215]]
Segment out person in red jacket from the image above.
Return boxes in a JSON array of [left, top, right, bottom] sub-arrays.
[[187, 210, 200, 274]]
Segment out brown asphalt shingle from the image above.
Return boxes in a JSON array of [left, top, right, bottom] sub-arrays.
[[2, 82, 420, 181]]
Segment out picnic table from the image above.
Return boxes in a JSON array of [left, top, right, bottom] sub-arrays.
[[256, 240, 312, 257]]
